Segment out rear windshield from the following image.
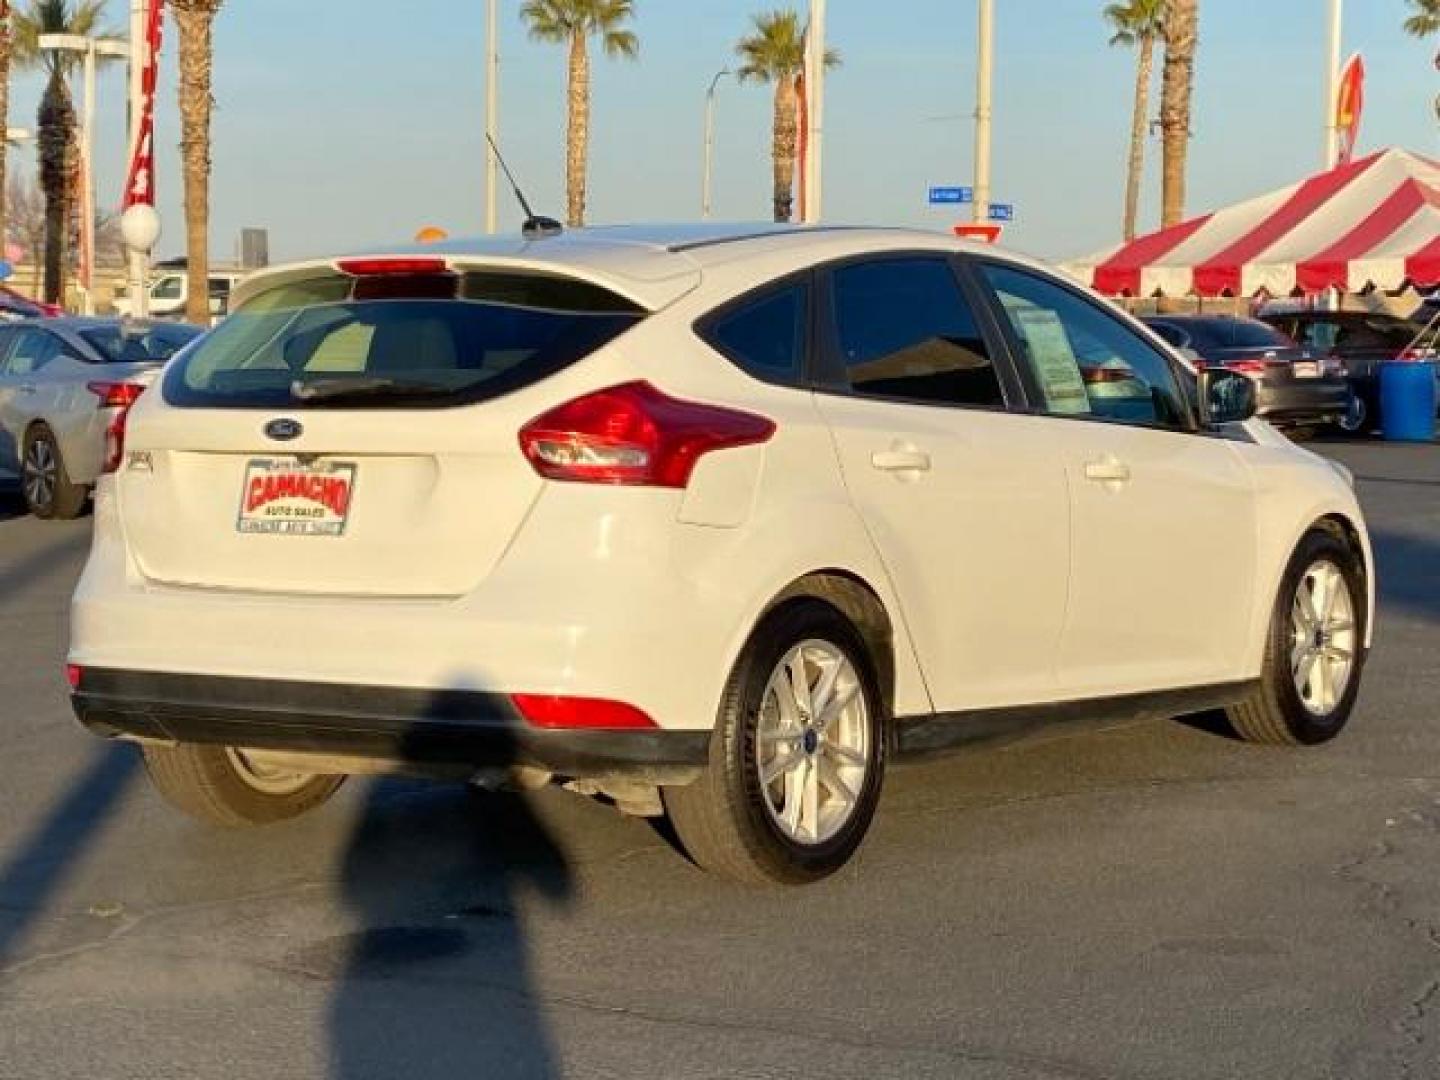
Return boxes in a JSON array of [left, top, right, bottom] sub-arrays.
[[82, 323, 202, 364], [162, 270, 646, 408], [1227, 320, 1295, 349]]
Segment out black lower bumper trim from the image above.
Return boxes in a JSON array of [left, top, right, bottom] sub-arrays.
[[72, 668, 710, 781]]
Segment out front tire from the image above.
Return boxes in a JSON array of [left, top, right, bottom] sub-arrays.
[[663, 599, 887, 886], [22, 425, 87, 520], [1227, 527, 1366, 746], [142, 743, 344, 827]]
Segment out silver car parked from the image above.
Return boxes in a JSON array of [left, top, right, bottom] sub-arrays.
[[0, 318, 203, 518]]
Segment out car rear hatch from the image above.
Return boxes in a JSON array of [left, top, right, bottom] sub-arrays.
[[115, 259, 656, 598]]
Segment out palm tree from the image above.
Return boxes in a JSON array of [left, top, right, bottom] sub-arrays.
[[736, 9, 838, 223], [1104, 0, 1166, 242], [13, 0, 109, 306], [171, 0, 224, 325], [1159, 0, 1197, 228], [520, 0, 638, 228], [1404, 0, 1440, 38]]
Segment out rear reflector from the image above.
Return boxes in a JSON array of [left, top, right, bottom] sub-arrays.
[[86, 381, 146, 409], [510, 694, 657, 731], [66, 664, 82, 690], [519, 381, 775, 488], [336, 257, 449, 277]]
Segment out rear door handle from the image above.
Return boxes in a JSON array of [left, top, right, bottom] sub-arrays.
[[871, 448, 932, 474], [18, 384, 36, 395], [1084, 456, 1132, 485]]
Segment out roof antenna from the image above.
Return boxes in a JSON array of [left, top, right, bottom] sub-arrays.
[[486, 135, 564, 240]]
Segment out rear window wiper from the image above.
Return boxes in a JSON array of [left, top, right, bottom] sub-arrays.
[[290, 376, 455, 403]]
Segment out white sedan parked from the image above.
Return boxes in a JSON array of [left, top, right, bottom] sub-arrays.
[[67, 225, 1374, 884], [0, 318, 202, 518]]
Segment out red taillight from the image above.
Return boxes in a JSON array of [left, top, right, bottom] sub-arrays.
[[1228, 360, 1268, 376], [518, 381, 776, 488], [336, 257, 448, 277], [86, 381, 146, 409], [510, 694, 657, 730], [1398, 348, 1436, 362], [87, 382, 147, 475], [66, 664, 82, 690]]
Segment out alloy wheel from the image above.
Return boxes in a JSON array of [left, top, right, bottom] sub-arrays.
[[1289, 559, 1358, 716], [22, 435, 57, 512], [755, 639, 871, 846], [225, 748, 316, 796]]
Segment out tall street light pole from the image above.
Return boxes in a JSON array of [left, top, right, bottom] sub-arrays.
[[972, 0, 994, 225], [702, 68, 729, 220], [802, 0, 826, 224], [485, 0, 500, 233], [39, 32, 128, 316], [1323, 0, 1342, 169]]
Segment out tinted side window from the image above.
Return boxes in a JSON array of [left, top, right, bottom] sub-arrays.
[[6, 330, 61, 376], [980, 263, 1191, 430], [702, 282, 808, 383], [830, 258, 1004, 408]]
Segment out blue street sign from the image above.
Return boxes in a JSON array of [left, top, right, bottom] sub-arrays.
[[928, 186, 974, 205], [988, 203, 1015, 222]]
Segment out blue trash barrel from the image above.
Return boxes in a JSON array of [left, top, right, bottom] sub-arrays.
[[1379, 360, 1438, 442]]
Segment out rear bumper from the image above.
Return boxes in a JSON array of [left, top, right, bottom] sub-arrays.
[[1256, 380, 1352, 425], [72, 667, 710, 782]]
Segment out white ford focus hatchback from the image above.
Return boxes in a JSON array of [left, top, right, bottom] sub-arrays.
[[68, 225, 1374, 884]]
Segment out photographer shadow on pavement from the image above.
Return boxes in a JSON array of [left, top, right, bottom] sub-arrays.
[[324, 695, 575, 1080]]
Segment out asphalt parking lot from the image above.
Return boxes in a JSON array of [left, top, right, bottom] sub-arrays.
[[1, 439, 1438, 1079]]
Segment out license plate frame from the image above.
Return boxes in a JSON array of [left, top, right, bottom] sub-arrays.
[[237, 458, 357, 537]]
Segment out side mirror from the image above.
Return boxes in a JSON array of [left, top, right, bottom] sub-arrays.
[[1198, 367, 1257, 426]]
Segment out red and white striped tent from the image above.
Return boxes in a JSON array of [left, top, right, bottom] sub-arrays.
[[1062, 148, 1440, 298]]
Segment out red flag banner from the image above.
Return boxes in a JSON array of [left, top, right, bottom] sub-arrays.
[[123, 0, 165, 209], [1334, 53, 1365, 168]]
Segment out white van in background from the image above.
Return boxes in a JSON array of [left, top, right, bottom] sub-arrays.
[[113, 266, 248, 322]]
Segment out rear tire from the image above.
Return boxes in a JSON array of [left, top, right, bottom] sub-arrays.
[[1336, 395, 1368, 436], [21, 425, 87, 520], [142, 743, 344, 827], [663, 599, 887, 886], [1227, 526, 1366, 746]]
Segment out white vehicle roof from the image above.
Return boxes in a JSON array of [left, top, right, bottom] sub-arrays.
[[231, 223, 1023, 313]]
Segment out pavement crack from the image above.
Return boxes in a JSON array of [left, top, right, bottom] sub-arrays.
[[1332, 800, 1440, 1078]]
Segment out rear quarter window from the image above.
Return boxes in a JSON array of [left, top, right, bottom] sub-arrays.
[[698, 280, 809, 384], [163, 269, 646, 409]]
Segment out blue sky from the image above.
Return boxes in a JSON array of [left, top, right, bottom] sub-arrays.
[[8, 0, 1439, 264]]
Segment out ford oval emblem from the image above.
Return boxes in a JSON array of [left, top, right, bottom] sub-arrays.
[[264, 418, 304, 442]]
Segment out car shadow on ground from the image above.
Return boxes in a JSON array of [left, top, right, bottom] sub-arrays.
[[0, 489, 29, 524], [1366, 526, 1440, 626], [0, 744, 139, 968], [326, 714, 574, 1079]]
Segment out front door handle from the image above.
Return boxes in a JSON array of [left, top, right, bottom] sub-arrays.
[[18, 383, 36, 395], [1084, 455, 1132, 485], [871, 447, 932, 474]]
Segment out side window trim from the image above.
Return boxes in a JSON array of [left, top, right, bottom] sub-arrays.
[[811, 249, 1023, 411], [693, 268, 816, 390], [967, 256, 1202, 433]]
